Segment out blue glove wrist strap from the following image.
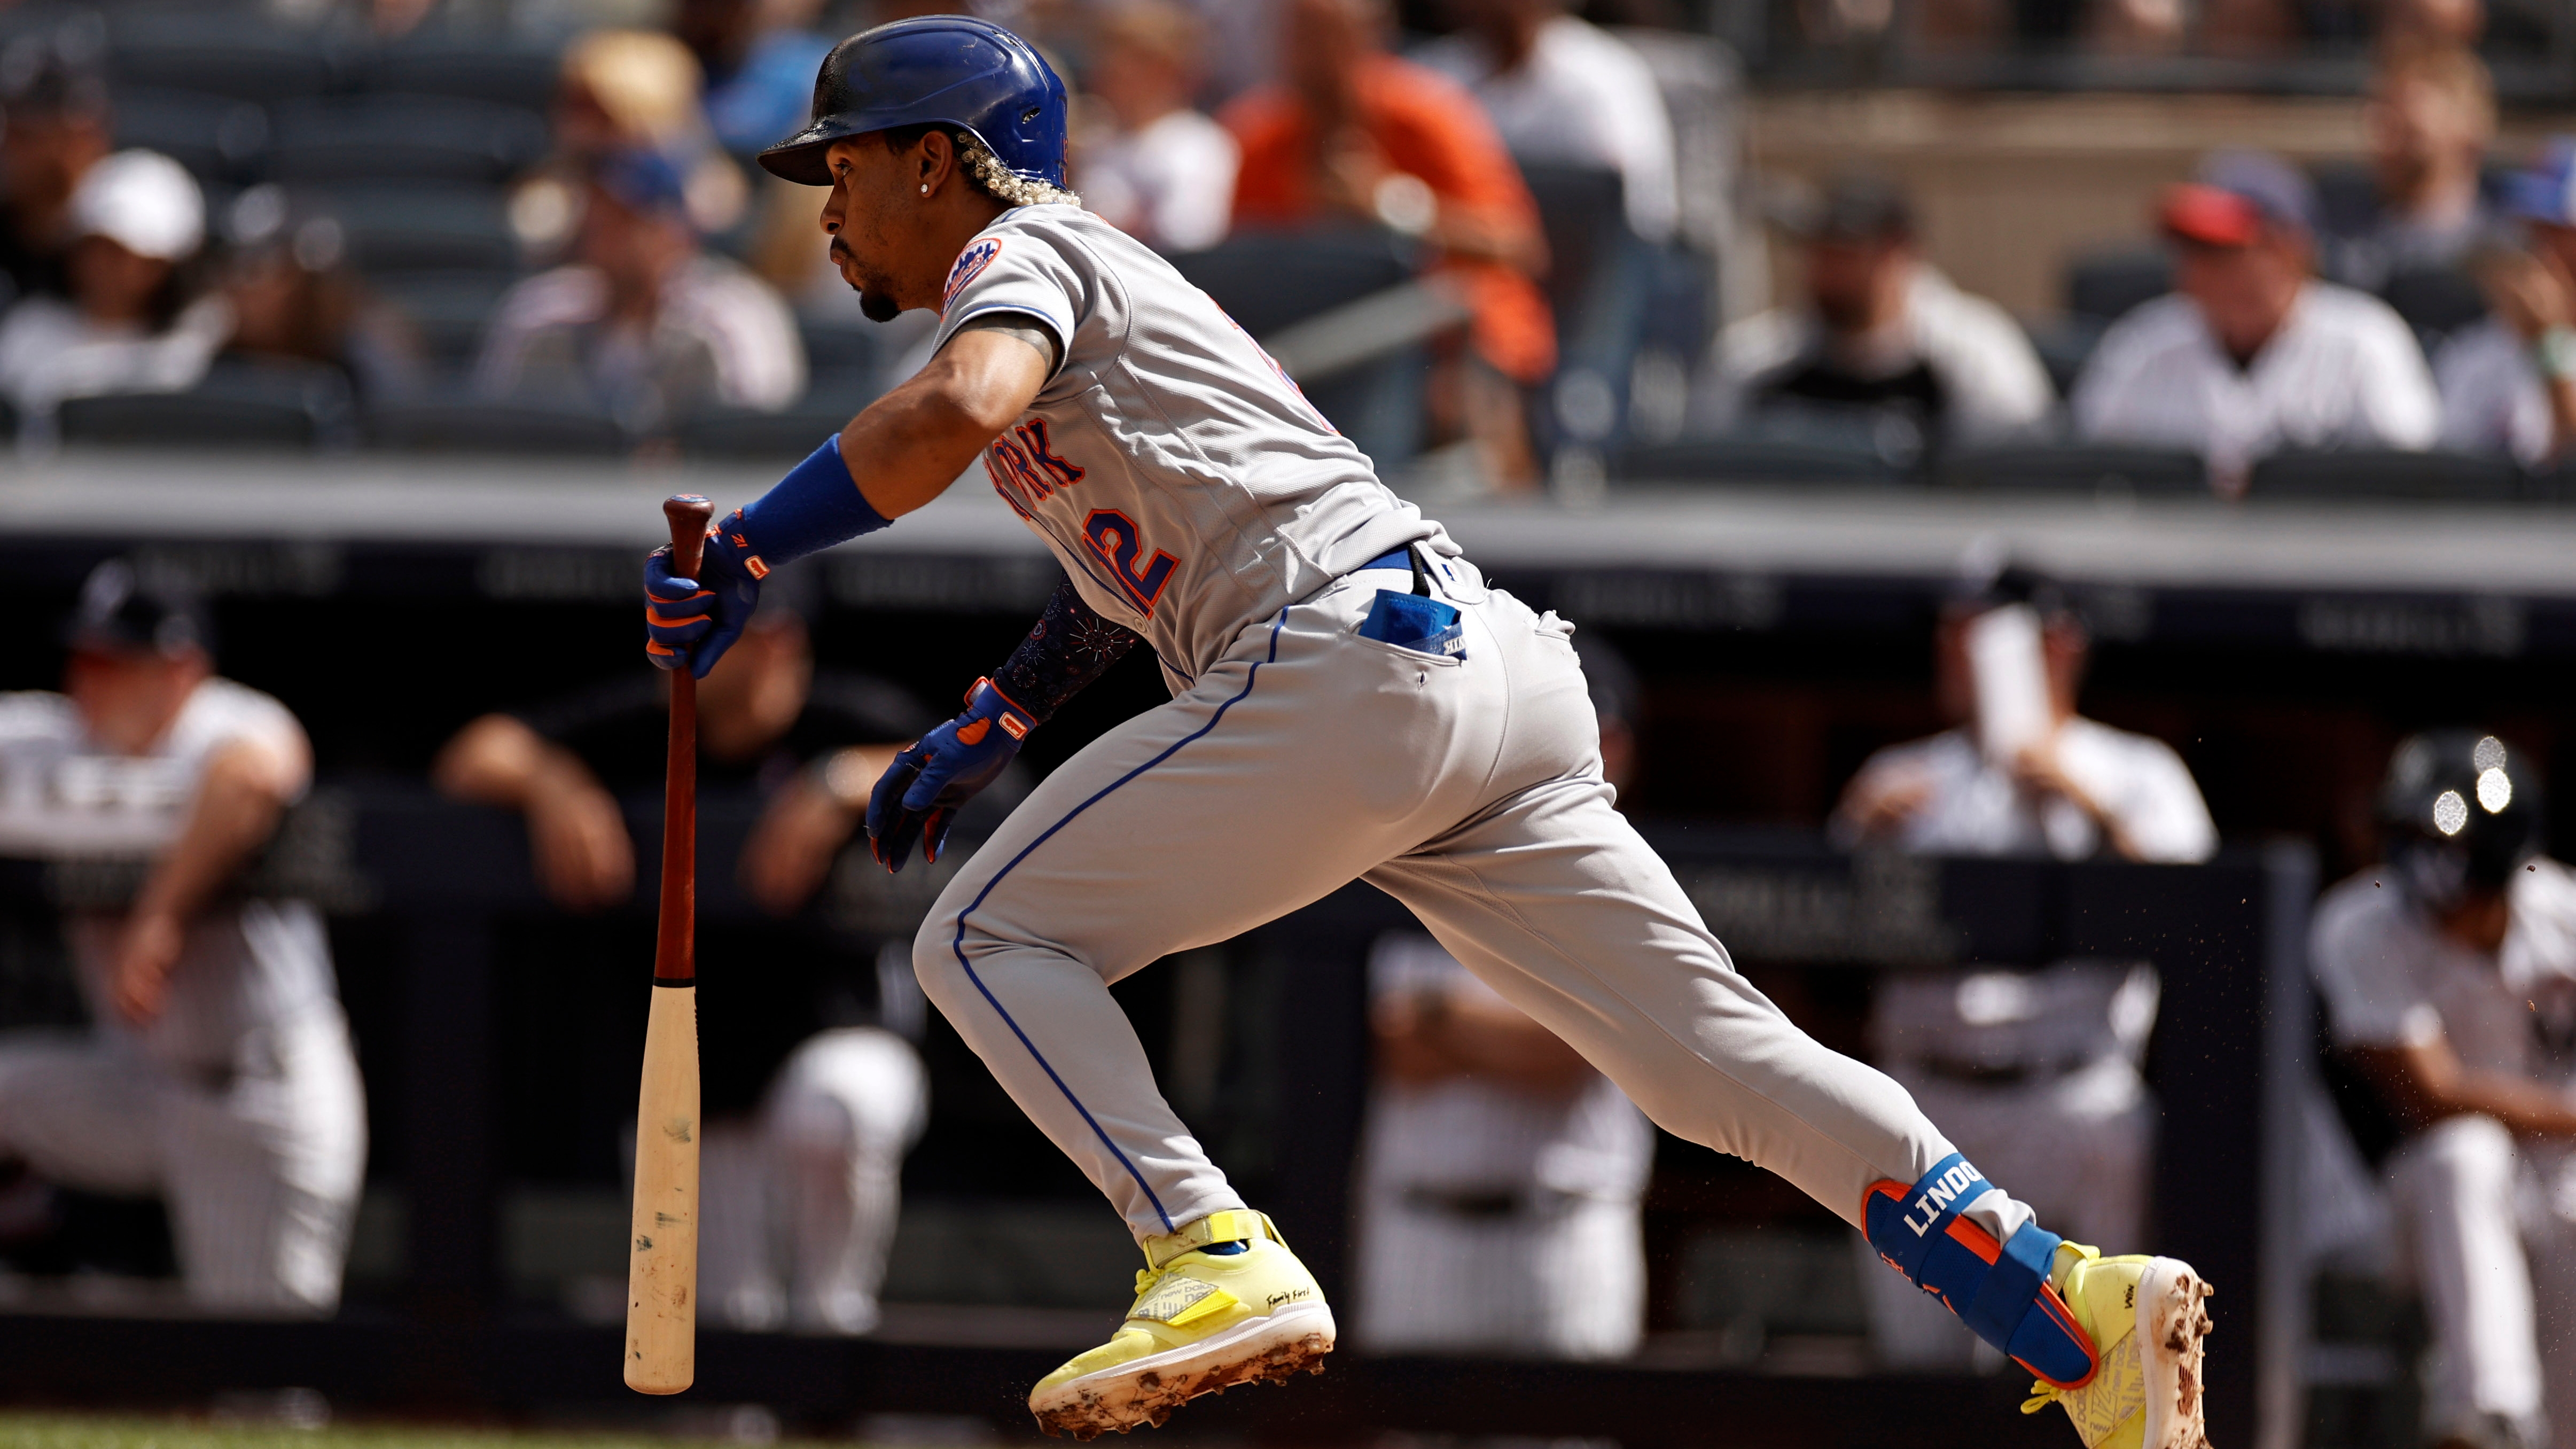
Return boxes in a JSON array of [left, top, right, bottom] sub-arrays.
[[965, 677, 1039, 742], [722, 435, 891, 573]]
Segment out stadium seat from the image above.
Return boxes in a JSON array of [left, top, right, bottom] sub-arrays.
[[1519, 161, 1675, 459], [56, 361, 353, 450], [1170, 229, 1430, 466], [2523, 460, 2576, 503], [2023, 316, 2106, 398], [2247, 448, 2522, 502], [268, 94, 548, 186], [1519, 164, 1629, 326], [1619, 412, 1906, 485], [2379, 265, 2488, 344], [1941, 442, 2208, 495], [2064, 247, 2170, 324], [364, 399, 626, 455], [676, 406, 883, 459], [110, 87, 269, 183], [311, 184, 518, 274], [369, 269, 522, 373], [1168, 228, 1414, 338], [797, 314, 879, 379], [361, 38, 565, 111], [107, 17, 337, 104], [2306, 160, 2380, 242]]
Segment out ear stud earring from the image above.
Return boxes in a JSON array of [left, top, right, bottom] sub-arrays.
[[920, 183, 931, 194]]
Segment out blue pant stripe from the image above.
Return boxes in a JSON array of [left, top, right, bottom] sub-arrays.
[[946, 608, 1290, 1234]]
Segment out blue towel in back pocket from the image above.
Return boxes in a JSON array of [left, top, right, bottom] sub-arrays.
[[1359, 590, 1465, 658]]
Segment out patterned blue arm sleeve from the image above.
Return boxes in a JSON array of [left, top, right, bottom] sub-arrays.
[[992, 580, 1141, 723]]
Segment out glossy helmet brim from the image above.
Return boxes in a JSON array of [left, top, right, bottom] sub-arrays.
[[760, 108, 999, 187]]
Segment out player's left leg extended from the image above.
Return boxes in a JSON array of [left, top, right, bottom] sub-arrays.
[[1362, 591, 2212, 1449]]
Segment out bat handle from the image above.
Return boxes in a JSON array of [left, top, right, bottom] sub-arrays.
[[655, 494, 711, 987], [665, 495, 714, 577]]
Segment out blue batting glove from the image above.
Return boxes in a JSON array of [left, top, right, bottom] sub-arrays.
[[642, 435, 892, 677], [868, 677, 1035, 872], [642, 528, 761, 679]]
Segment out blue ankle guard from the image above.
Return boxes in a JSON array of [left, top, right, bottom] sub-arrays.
[[1863, 1155, 2095, 1388]]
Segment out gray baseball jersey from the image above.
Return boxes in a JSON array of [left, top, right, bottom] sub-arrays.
[[0, 679, 364, 1311], [928, 203, 1445, 688]]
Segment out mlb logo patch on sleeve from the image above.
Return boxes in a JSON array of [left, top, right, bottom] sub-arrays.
[[946, 238, 1003, 308]]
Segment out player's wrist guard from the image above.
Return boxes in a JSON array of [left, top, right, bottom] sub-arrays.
[[865, 677, 1034, 873], [713, 434, 893, 579], [1863, 1154, 2095, 1389], [993, 580, 1142, 724]]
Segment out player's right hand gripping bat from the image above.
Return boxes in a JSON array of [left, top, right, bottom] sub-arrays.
[[627, 494, 714, 1395]]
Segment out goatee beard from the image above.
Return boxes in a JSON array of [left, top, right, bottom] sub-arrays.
[[861, 290, 900, 323]]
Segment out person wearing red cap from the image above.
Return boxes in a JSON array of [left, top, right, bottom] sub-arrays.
[[2071, 149, 2439, 493]]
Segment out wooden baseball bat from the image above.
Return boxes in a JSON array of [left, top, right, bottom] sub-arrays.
[[626, 494, 714, 1396]]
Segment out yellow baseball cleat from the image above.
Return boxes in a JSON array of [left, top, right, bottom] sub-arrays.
[[2023, 1245, 2217, 1449], [1029, 1209, 1334, 1440]]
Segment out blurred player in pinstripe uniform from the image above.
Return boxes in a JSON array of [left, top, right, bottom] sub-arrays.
[[0, 562, 364, 1313], [1354, 636, 1651, 1360]]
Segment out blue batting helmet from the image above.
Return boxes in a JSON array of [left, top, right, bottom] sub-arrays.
[[757, 17, 1068, 190]]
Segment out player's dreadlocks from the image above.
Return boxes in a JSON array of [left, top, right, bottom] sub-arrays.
[[953, 129, 1082, 208], [884, 123, 1080, 208]]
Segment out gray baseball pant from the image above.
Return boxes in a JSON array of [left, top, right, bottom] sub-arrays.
[[912, 559, 2036, 1250], [0, 1010, 365, 1313]]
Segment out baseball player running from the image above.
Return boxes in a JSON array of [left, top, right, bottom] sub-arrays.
[[641, 17, 2214, 1446]]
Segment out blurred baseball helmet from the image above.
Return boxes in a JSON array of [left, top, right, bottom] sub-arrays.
[[2380, 729, 2543, 908], [756, 17, 1068, 190], [64, 558, 212, 660]]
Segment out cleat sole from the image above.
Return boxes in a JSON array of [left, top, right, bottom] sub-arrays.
[[2139, 1260, 2215, 1449], [1031, 1306, 1335, 1440]]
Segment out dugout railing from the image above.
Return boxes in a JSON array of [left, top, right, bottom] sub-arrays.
[[0, 791, 2310, 1449]]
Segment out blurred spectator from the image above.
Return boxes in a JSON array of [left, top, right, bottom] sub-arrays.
[[218, 186, 426, 404], [2436, 144, 2576, 466], [475, 148, 803, 431], [2073, 151, 2439, 492], [0, 151, 231, 422], [1225, 0, 1556, 487], [557, 29, 713, 162], [1077, 0, 1238, 254], [1833, 567, 2215, 863], [1415, 0, 1679, 244], [0, 24, 110, 308], [1711, 175, 2051, 448], [1831, 567, 2198, 1371], [1909, 0, 2184, 57], [676, 0, 837, 156], [2310, 731, 2576, 1449], [2381, 0, 2485, 49], [532, 29, 748, 243], [0, 562, 365, 1313], [2323, 44, 2500, 292], [1353, 635, 1650, 1360], [434, 581, 951, 1333]]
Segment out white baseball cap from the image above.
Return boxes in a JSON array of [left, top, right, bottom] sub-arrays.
[[69, 149, 204, 262]]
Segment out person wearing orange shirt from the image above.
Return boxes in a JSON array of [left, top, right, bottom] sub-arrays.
[[1223, 0, 1554, 488]]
